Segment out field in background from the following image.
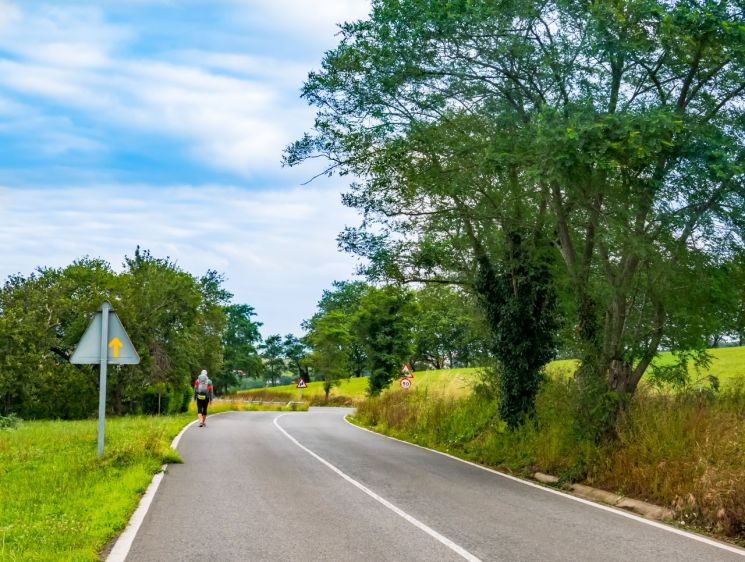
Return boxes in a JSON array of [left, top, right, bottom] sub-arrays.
[[240, 346, 745, 402]]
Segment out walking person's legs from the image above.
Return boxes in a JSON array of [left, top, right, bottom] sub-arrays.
[[197, 399, 207, 426]]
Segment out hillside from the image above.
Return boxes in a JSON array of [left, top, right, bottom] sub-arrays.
[[241, 346, 745, 402]]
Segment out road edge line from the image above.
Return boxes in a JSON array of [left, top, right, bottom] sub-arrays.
[[106, 412, 230, 562], [273, 413, 482, 562], [343, 415, 745, 557]]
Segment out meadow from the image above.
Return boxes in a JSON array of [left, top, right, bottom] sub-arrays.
[[240, 346, 745, 403]]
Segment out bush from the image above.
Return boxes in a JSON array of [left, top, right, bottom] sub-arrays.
[[142, 384, 190, 415], [0, 413, 20, 429]]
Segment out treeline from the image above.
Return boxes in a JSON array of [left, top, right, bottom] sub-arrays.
[[287, 0, 745, 432], [302, 281, 489, 397], [0, 248, 263, 419]]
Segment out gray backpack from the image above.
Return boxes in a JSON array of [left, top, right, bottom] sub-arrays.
[[196, 375, 210, 399]]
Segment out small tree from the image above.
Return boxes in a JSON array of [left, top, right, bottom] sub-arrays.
[[352, 286, 418, 395], [260, 334, 285, 386], [283, 334, 310, 383], [305, 311, 352, 401], [218, 304, 263, 394]]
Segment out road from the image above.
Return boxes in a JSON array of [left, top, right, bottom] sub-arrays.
[[122, 408, 745, 561]]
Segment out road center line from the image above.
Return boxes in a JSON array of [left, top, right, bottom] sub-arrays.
[[273, 413, 482, 562]]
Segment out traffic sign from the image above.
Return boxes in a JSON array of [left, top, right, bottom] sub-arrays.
[[400, 378, 412, 390], [297, 378, 308, 389], [70, 301, 139, 458], [70, 306, 139, 364], [401, 364, 414, 378]]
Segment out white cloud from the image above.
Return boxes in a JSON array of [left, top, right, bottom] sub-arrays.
[[0, 1, 362, 177], [0, 183, 361, 335], [230, 0, 370, 45]]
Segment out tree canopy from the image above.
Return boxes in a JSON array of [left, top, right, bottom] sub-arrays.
[[0, 249, 263, 418], [287, 0, 745, 415]]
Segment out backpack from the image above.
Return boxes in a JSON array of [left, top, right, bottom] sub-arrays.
[[196, 376, 210, 399]]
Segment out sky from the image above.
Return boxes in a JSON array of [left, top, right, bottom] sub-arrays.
[[0, 0, 371, 336]]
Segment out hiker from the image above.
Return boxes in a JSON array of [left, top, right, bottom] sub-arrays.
[[194, 369, 213, 427]]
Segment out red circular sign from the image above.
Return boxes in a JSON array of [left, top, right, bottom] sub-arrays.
[[400, 378, 412, 390]]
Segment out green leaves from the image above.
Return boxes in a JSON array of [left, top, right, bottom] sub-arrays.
[[0, 250, 237, 418], [289, 0, 745, 409]]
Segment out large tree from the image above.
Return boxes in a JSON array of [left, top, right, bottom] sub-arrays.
[[287, 0, 745, 412]]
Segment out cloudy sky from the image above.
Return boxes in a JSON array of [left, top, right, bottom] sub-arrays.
[[0, 0, 371, 336]]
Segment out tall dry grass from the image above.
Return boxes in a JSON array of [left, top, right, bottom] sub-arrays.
[[353, 381, 745, 541]]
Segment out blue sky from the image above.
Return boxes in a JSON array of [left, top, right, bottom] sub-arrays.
[[0, 0, 370, 336]]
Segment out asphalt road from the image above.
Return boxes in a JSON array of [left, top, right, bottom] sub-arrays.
[[123, 408, 745, 562]]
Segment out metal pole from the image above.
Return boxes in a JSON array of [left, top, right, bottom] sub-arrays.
[[98, 302, 110, 458]]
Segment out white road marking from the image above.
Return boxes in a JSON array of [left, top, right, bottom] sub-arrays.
[[107, 413, 229, 562], [273, 413, 482, 562], [344, 415, 745, 557]]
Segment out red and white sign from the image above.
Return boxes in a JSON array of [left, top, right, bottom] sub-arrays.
[[401, 364, 414, 378], [297, 378, 307, 389], [399, 378, 412, 390]]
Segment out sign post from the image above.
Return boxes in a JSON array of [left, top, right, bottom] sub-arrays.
[[71, 301, 139, 457], [97, 301, 110, 458]]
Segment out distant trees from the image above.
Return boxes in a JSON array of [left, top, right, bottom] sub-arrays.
[[217, 304, 263, 395], [303, 281, 488, 397], [259, 334, 285, 387], [0, 249, 262, 419], [412, 286, 487, 370]]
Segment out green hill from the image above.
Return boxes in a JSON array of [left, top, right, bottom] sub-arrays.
[[240, 346, 745, 402]]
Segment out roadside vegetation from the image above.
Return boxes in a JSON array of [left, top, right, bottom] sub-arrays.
[[0, 400, 303, 562], [352, 377, 745, 542], [0, 415, 188, 561]]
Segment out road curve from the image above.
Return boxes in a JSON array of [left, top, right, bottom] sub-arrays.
[[123, 408, 745, 562]]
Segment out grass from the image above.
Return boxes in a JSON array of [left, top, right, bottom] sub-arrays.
[[238, 368, 481, 404], [0, 400, 306, 561], [352, 379, 745, 543], [0, 415, 190, 562], [239, 346, 745, 404]]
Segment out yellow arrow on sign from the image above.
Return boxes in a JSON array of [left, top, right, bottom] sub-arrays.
[[108, 337, 123, 358]]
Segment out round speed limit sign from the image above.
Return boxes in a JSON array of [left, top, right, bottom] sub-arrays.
[[400, 377, 412, 390]]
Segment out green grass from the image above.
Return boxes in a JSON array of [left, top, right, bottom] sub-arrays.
[[649, 346, 745, 388], [241, 346, 745, 403], [0, 415, 190, 561], [545, 347, 745, 389], [239, 368, 482, 402], [0, 401, 305, 562]]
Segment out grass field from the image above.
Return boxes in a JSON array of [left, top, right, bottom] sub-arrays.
[[0, 415, 189, 561], [240, 346, 745, 402]]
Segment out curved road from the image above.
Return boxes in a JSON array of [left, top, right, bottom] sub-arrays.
[[123, 408, 745, 561]]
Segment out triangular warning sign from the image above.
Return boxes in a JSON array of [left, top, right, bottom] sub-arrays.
[[297, 378, 307, 389], [70, 307, 140, 365]]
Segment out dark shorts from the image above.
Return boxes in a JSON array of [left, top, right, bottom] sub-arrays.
[[196, 395, 209, 415]]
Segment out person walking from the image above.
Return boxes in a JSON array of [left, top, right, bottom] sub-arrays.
[[194, 369, 213, 427]]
